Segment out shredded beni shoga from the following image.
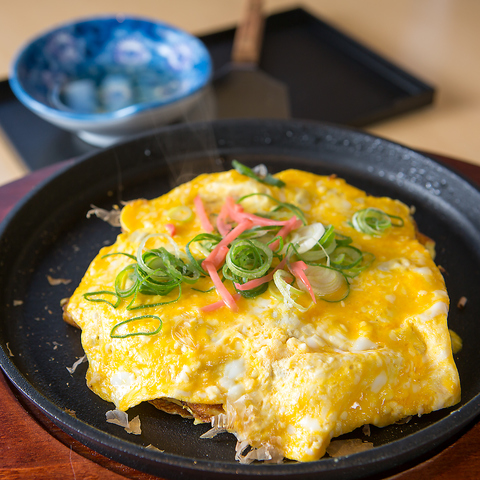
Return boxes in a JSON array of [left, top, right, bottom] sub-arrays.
[[84, 161, 404, 332]]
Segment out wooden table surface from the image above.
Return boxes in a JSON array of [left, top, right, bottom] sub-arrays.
[[0, 152, 480, 479]]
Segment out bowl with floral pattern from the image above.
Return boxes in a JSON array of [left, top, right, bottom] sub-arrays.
[[9, 15, 213, 146]]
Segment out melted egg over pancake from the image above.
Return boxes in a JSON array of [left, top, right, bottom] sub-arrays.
[[64, 168, 460, 462]]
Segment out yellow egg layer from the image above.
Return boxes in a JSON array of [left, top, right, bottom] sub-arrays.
[[65, 169, 460, 462]]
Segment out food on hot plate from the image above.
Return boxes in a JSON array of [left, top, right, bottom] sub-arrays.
[[63, 164, 460, 463]]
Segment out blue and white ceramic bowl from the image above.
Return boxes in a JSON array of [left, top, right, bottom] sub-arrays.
[[9, 16, 212, 146]]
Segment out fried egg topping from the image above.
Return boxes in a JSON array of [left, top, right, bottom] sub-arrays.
[[64, 168, 460, 462]]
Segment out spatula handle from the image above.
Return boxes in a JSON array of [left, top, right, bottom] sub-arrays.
[[231, 0, 265, 65]]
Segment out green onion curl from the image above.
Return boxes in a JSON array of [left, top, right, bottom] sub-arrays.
[[222, 238, 274, 298], [84, 290, 120, 308], [110, 314, 162, 338], [186, 232, 222, 276], [232, 160, 285, 188], [351, 208, 404, 236], [225, 238, 273, 280], [237, 192, 307, 225]]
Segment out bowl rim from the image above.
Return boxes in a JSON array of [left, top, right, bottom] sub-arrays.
[[8, 14, 213, 123]]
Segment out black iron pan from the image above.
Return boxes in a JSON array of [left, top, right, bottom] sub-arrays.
[[1, 119, 480, 480]]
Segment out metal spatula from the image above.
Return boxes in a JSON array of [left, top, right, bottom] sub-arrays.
[[213, 0, 290, 118]]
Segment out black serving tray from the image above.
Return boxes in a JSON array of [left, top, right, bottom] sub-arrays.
[[0, 7, 434, 171]]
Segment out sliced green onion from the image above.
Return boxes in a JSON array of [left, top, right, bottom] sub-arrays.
[[225, 239, 273, 280], [267, 235, 284, 256], [330, 246, 363, 270], [288, 222, 325, 254], [102, 252, 137, 261], [138, 253, 178, 291], [334, 233, 353, 247], [237, 225, 281, 240], [299, 265, 350, 302], [351, 208, 403, 236], [186, 232, 222, 276], [273, 269, 308, 311], [232, 160, 285, 188], [237, 193, 307, 225], [190, 233, 222, 253], [83, 290, 120, 308], [271, 203, 306, 225], [136, 249, 198, 296], [191, 285, 216, 293], [115, 264, 139, 298], [267, 277, 284, 302], [320, 225, 336, 248], [329, 243, 375, 278], [290, 225, 336, 263], [104, 233, 202, 312], [298, 244, 329, 263], [342, 251, 375, 278], [223, 238, 273, 298], [137, 233, 181, 265], [127, 285, 181, 311], [135, 232, 200, 290], [389, 214, 404, 227], [166, 205, 193, 222], [110, 315, 162, 338]]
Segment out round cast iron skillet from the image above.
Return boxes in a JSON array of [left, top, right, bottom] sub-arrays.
[[1, 119, 480, 479]]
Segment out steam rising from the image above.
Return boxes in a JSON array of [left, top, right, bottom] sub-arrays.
[[152, 85, 223, 189]]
